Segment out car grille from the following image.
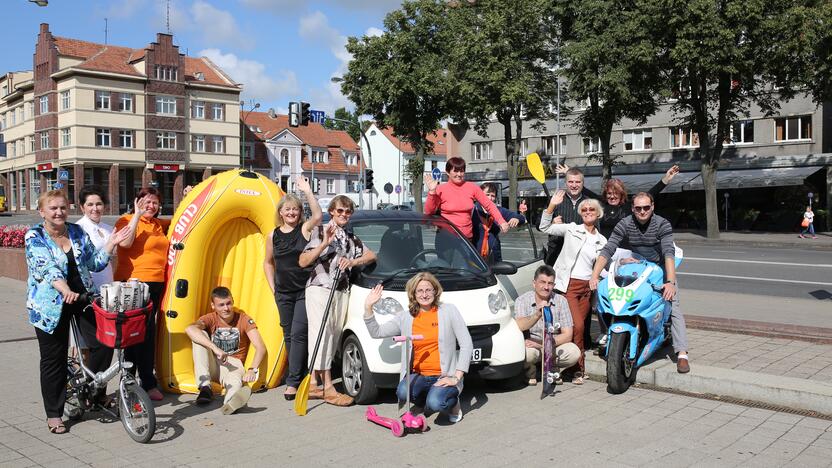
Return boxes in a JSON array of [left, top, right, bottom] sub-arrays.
[[468, 324, 500, 343]]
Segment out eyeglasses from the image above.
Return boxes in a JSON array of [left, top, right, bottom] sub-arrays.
[[334, 208, 353, 215], [633, 205, 653, 212], [580, 208, 596, 213], [416, 288, 435, 295]]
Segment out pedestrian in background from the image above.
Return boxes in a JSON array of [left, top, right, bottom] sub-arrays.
[[471, 182, 525, 263], [800, 206, 817, 239]]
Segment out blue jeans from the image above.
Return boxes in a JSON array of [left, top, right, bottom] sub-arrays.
[[802, 223, 815, 236], [396, 373, 459, 414]]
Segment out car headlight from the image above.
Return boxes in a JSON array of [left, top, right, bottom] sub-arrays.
[[488, 290, 508, 314], [372, 297, 405, 316]]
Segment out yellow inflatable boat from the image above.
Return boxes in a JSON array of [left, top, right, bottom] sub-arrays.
[[157, 169, 286, 394]]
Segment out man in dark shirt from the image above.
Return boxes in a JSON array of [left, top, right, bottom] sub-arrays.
[[544, 167, 588, 266], [589, 192, 690, 373]]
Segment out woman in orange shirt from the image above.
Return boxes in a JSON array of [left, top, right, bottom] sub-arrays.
[[364, 273, 472, 423], [114, 187, 170, 401]]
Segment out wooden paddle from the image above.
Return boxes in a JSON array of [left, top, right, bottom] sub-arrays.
[[294, 267, 343, 416], [526, 152, 551, 198]]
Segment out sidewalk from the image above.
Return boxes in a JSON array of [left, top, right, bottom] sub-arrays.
[[674, 230, 832, 251]]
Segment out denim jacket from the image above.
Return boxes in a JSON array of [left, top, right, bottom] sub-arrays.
[[25, 223, 110, 334]]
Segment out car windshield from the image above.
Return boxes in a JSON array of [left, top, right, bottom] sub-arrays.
[[350, 217, 493, 291]]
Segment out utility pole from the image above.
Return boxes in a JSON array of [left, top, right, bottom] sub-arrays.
[[323, 115, 374, 209]]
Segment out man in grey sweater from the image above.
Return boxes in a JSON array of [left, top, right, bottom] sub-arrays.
[[589, 192, 690, 373]]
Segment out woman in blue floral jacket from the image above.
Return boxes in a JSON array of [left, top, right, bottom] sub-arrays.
[[26, 190, 128, 434]]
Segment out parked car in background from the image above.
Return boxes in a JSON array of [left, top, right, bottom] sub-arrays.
[[383, 204, 413, 211]]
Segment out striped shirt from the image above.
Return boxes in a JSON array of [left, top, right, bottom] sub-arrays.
[[599, 214, 675, 264]]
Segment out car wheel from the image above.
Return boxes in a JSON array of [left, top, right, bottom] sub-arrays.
[[341, 334, 378, 404]]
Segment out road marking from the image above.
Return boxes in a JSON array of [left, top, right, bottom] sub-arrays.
[[678, 271, 832, 287], [711, 250, 746, 254], [685, 256, 832, 268]]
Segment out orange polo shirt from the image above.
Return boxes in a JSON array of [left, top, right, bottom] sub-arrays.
[[114, 214, 171, 282], [412, 306, 441, 376]]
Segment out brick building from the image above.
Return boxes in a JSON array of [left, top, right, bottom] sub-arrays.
[[0, 24, 243, 214]]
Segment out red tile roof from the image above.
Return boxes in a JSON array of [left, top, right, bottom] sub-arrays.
[[51, 36, 237, 87], [244, 111, 364, 173], [376, 125, 448, 157]]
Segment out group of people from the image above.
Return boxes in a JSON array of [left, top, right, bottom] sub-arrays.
[[25, 156, 691, 434]]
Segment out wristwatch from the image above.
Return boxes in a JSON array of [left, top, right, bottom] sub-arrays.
[[247, 367, 259, 375]]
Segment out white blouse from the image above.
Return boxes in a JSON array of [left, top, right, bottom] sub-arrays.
[[76, 215, 114, 291]]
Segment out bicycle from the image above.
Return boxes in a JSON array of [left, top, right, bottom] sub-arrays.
[[64, 294, 156, 443]]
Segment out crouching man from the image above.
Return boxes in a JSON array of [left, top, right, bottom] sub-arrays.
[[185, 286, 266, 414], [513, 265, 580, 385]]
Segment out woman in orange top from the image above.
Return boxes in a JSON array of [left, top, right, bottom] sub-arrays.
[[114, 187, 171, 401], [364, 273, 472, 423]]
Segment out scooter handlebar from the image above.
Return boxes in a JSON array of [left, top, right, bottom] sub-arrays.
[[393, 334, 424, 342]]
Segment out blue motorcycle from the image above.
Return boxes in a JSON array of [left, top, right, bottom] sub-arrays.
[[596, 253, 682, 394]]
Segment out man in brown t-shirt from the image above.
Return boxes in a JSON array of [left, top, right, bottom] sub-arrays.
[[185, 286, 266, 415]]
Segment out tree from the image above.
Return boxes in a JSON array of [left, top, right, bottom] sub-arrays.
[[561, 0, 662, 180], [323, 107, 361, 142], [446, 0, 559, 211], [340, 0, 451, 211], [647, 0, 811, 239]]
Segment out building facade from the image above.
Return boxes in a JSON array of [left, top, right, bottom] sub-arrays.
[[449, 95, 832, 231], [361, 123, 448, 206], [0, 24, 242, 215]]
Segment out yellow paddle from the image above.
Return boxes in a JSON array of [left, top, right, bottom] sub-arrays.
[[295, 268, 343, 416], [526, 152, 551, 198]]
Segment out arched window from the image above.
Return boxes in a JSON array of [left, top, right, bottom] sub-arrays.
[[280, 148, 290, 165]]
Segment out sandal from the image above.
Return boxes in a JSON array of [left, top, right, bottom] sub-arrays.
[[307, 385, 324, 400], [47, 421, 68, 434], [323, 387, 354, 407], [572, 373, 584, 385]]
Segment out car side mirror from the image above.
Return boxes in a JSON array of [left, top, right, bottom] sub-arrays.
[[491, 261, 518, 275]]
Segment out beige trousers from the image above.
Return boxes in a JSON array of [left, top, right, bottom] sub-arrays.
[[192, 332, 245, 404], [524, 342, 580, 379], [305, 285, 349, 371]]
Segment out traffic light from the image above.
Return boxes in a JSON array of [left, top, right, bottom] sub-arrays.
[[311, 177, 319, 193], [300, 102, 311, 126], [288, 102, 299, 127], [364, 168, 374, 191]]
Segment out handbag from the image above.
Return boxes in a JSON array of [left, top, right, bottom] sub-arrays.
[[801, 218, 810, 228]]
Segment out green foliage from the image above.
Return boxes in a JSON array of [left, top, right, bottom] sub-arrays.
[[322, 107, 361, 142]]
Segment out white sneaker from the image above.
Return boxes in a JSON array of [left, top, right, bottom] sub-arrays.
[[221, 386, 252, 415], [448, 403, 463, 424]]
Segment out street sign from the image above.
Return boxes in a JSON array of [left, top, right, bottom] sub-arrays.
[[383, 182, 394, 195], [58, 169, 69, 181], [394, 184, 402, 194], [310, 110, 326, 124], [431, 167, 441, 181], [53, 182, 64, 189]]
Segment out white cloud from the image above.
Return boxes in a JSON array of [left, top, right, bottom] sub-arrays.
[[191, 1, 254, 50], [299, 11, 351, 67], [200, 48, 299, 102], [364, 27, 384, 37]]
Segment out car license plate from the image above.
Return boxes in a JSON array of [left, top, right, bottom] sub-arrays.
[[472, 348, 482, 362]]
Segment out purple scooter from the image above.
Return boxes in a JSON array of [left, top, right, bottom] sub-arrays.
[[366, 334, 428, 437]]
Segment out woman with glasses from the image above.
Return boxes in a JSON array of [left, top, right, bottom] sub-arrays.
[[299, 195, 376, 406], [539, 193, 606, 384], [264, 175, 321, 401], [364, 272, 472, 423]]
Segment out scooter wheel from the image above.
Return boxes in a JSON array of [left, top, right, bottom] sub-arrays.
[[416, 415, 427, 432], [391, 420, 404, 437]]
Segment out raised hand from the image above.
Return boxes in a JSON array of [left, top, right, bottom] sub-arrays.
[[423, 173, 439, 193], [364, 283, 384, 313], [549, 190, 565, 208], [555, 163, 570, 175], [662, 165, 681, 184], [295, 174, 312, 193], [134, 196, 148, 215], [106, 226, 132, 252]]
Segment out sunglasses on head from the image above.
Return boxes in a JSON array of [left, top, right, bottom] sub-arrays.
[[633, 205, 653, 212]]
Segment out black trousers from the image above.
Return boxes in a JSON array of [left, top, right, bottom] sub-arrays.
[[125, 281, 164, 391], [275, 289, 308, 388], [36, 302, 114, 418]]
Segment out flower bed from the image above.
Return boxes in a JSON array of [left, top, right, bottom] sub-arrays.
[[0, 225, 27, 248], [0, 225, 29, 281]]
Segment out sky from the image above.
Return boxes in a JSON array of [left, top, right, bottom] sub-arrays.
[[2, 0, 401, 115]]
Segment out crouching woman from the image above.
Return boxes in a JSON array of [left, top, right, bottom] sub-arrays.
[[364, 273, 472, 423]]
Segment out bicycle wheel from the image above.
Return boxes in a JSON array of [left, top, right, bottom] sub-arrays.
[[118, 382, 156, 443]]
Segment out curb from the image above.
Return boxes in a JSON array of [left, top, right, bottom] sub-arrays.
[[585, 353, 832, 416], [685, 315, 832, 345], [674, 237, 832, 252]]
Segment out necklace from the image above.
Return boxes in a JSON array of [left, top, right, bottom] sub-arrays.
[[46, 225, 68, 239]]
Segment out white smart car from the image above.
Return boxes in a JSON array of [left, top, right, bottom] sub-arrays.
[[335, 210, 544, 403]]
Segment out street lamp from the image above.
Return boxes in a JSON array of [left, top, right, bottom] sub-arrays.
[[723, 192, 730, 231], [240, 100, 260, 168]]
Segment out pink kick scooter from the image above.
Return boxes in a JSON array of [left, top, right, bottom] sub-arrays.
[[366, 334, 428, 437]]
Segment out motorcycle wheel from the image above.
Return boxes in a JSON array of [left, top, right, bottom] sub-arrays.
[[606, 332, 637, 394]]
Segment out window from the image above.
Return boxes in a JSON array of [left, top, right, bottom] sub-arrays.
[[193, 135, 205, 152], [0, 112, 5, 130], [280, 148, 290, 165], [326, 179, 334, 194], [96, 128, 111, 147], [119, 94, 133, 112], [40, 131, 50, 149], [472, 142, 492, 160], [192, 101, 205, 119], [623, 129, 653, 151], [28, 136, 35, 153], [39, 95, 48, 114], [518, 138, 528, 157], [311, 150, 328, 163], [669, 127, 699, 148], [17, 107, 23, 123], [212, 103, 223, 120], [154, 65, 178, 81], [543, 135, 567, 155], [213, 136, 224, 153], [726, 120, 754, 144], [26, 102, 33, 119], [8, 141, 15, 157], [431, 160, 438, 170], [775, 116, 811, 141], [156, 96, 176, 115], [120, 130, 134, 148], [17, 140, 23, 156], [60, 91, 70, 110], [9, 109, 16, 126], [582, 137, 600, 154], [60, 128, 71, 147], [95, 91, 111, 110], [157, 131, 176, 150]]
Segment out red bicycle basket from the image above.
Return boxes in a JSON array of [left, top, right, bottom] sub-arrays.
[[92, 298, 152, 349]]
